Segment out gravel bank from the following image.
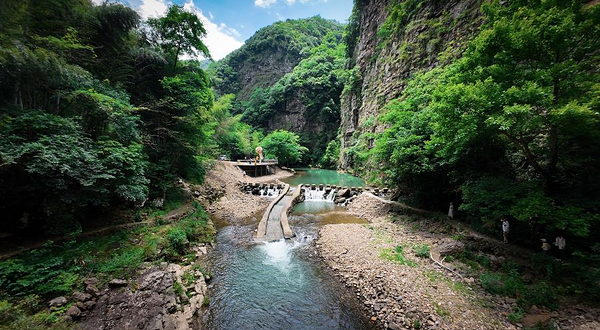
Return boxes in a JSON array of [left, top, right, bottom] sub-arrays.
[[202, 161, 293, 223], [317, 193, 600, 330]]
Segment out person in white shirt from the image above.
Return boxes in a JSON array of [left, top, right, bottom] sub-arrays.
[[501, 218, 509, 243], [554, 235, 566, 258], [448, 202, 455, 219]]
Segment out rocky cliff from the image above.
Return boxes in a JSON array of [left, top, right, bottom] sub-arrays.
[[340, 0, 484, 168], [210, 17, 345, 163], [210, 16, 343, 105]]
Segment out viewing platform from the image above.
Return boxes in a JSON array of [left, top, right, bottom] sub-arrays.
[[234, 159, 278, 177]]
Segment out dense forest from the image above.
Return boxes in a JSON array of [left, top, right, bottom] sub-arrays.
[[351, 0, 600, 244], [0, 0, 307, 237], [1, 0, 600, 328]]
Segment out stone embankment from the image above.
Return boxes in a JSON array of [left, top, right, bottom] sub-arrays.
[[54, 243, 212, 330]]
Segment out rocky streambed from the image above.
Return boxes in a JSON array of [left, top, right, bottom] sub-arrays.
[[315, 193, 600, 330]]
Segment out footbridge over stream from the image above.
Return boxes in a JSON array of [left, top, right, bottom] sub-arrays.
[[253, 183, 390, 241]]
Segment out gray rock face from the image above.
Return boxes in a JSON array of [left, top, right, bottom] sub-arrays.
[[49, 296, 67, 308], [79, 264, 208, 330], [339, 0, 484, 168]]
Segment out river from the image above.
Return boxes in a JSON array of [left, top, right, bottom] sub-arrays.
[[205, 169, 373, 330]]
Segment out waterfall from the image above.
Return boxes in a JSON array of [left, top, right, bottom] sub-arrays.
[[302, 187, 337, 201], [259, 187, 280, 198]]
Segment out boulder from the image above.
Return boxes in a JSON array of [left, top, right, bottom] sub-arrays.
[[86, 284, 101, 297], [84, 300, 96, 310], [84, 277, 98, 287], [72, 291, 92, 302], [49, 296, 67, 308], [66, 306, 82, 319], [436, 240, 465, 256], [338, 189, 351, 198], [108, 279, 128, 288], [334, 197, 346, 204]]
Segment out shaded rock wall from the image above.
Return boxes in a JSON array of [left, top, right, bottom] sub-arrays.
[[340, 0, 484, 168]]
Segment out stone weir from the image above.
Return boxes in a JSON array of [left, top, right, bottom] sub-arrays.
[[300, 184, 390, 205], [247, 183, 391, 241], [255, 184, 300, 241]]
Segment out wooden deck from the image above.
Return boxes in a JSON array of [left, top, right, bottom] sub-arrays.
[[233, 159, 278, 177]]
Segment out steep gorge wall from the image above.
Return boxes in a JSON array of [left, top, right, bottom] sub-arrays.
[[340, 0, 484, 168]]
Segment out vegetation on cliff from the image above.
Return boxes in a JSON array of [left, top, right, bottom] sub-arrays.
[[209, 16, 344, 103], [241, 32, 347, 164]]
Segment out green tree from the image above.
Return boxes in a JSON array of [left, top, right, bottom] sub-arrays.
[[260, 130, 308, 166], [147, 5, 211, 69], [372, 0, 600, 236]]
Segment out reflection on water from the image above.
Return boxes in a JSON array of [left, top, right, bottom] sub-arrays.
[[282, 168, 365, 187]]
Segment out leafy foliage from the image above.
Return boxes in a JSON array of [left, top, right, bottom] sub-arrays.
[[370, 0, 600, 239], [260, 130, 308, 166], [239, 32, 347, 163], [0, 0, 217, 235]]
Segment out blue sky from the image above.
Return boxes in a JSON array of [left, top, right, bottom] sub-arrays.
[[93, 0, 353, 60]]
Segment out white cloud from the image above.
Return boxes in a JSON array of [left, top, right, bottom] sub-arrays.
[[182, 1, 243, 60], [255, 0, 277, 7], [255, 0, 320, 8], [138, 0, 169, 19], [123, 0, 242, 60]]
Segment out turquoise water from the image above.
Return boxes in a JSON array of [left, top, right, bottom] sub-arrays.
[[206, 168, 371, 330], [282, 168, 365, 187], [206, 226, 371, 330]]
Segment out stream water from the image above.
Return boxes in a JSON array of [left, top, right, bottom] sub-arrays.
[[205, 169, 371, 330]]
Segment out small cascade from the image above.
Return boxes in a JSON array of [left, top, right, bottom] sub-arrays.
[[302, 186, 337, 201], [260, 187, 280, 197]]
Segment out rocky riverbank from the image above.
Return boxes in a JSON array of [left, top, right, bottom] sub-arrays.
[[79, 248, 210, 330], [201, 161, 293, 223], [316, 194, 600, 330]]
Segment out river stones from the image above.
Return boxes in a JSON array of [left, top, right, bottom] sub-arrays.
[[49, 296, 67, 308], [108, 279, 128, 288]]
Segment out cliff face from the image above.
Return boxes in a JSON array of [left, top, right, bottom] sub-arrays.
[[340, 0, 484, 168], [210, 16, 343, 104]]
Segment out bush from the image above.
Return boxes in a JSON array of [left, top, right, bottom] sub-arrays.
[[167, 228, 188, 254], [480, 273, 504, 295], [413, 244, 430, 258], [480, 271, 558, 310]]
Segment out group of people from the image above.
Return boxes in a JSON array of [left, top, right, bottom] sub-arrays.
[[501, 218, 566, 258], [447, 203, 567, 258]]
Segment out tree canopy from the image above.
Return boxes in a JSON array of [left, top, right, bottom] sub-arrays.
[[369, 0, 600, 238]]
